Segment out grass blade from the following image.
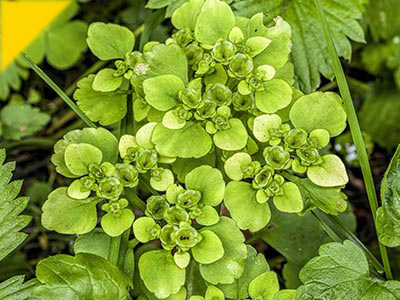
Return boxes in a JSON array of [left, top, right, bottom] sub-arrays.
[[313, 0, 392, 279]]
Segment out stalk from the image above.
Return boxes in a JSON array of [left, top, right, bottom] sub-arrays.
[[314, 0, 392, 279], [20, 52, 97, 129]]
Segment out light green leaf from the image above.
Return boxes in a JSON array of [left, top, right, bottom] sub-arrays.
[[194, 0, 235, 45], [273, 182, 303, 213], [64, 143, 103, 176], [376, 145, 400, 247], [185, 165, 225, 206], [93, 68, 123, 92], [213, 118, 248, 151], [67, 179, 91, 200], [225, 181, 271, 232], [218, 245, 269, 299], [246, 36, 272, 57], [196, 205, 219, 226], [74, 75, 127, 126], [172, 0, 204, 30], [41, 187, 99, 235], [234, 0, 364, 92], [0, 104, 50, 140], [150, 168, 175, 192], [152, 123, 212, 158], [205, 286, 224, 300], [224, 152, 252, 181], [252, 114, 282, 143], [0, 63, 28, 101], [199, 217, 247, 284], [204, 64, 228, 86], [30, 253, 132, 299], [47, 21, 88, 69], [255, 79, 293, 113], [289, 175, 348, 215], [0, 276, 38, 300], [74, 228, 111, 259], [0, 149, 31, 261], [139, 250, 186, 299], [143, 75, 184, 111], [192, 230, 224, 264], [133, 217, 158, 243], [87, 22, 135, 60], [145, 44, 188, 84], [290, 92, 347, 137], [249, 271, 279, 300], [136, 122, 157, 149], [307, 154, 348, 187], [101, 209, 135, 237], [246, 14, 291, 70], [273, 290, 296, 300], [172, 153, 215, 182]]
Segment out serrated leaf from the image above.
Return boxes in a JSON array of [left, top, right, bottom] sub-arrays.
[[74, 75, 127, 126], [0, 149, 31, 262], [0, 276, 39, 300], [30, 253, 132, 299], [0, 104, 50, 140], [376, 145, 400, 247], [233, 0, 365, 92], [297, 240, 400, 300], [0, 63, 29, 101]]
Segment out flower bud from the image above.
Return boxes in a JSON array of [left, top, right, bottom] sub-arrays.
[[136, 149, 158, 172], [164, 206, 189, 225], [195, 101, 217, 120], [284, 129, 308, 150], [175, 225, 200, 250], [177, 189, 202, 209], [80, 176, 95, 191], [231, 92, 253, 111], [179, 87, 202, 108], [97, 177, 124, 200], [115, 163, 139, 188], [172, 28, 193, 46], [252, 166, 274, 189], [229, 53, 253, 77], [211, 40, 235, 63], [264, 146, 291, 170], [296, 146, 321, 166], [184, 43, 204, 65], [146, 195, 169, 220], [89, 163, 104, 180], [160, 224, 177, 250], [205, 84, 232, 106], [265, 175, 285, 196]]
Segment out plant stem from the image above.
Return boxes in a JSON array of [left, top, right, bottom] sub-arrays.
[[21, 52, 97, 129], [108, 235, 122, 265], [139, 9, 166, 51], [314, 0, 392, 279], [125, 188, 146, 212], [311, 210, 342, 243]]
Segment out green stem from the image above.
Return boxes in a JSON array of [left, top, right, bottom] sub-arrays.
[[139, 9, 166, 51], [108, 235, 122, 265], [311, 210, 342, 243], [128, 238, 139, 249], [21, 52, 97, 129], [125, 188, 146, 211], [117, 229, 131, 269], [314, 0, 392, 279]]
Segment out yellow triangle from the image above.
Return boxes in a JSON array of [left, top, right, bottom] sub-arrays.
[[1, 0, 71, 71]]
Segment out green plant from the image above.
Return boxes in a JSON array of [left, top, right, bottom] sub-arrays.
[[3, 0, 400, 299]]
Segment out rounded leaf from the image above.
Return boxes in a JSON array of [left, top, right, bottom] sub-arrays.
[[224, 152, 252, 180], [213, 118, 248, 151], [249, 271, 279, 300], [136, 122, 157, 149], [162, 110, 187, 130], [92, 68, 123, 92], [139, 250, 186, 299], [64, 143, 103, 176], [273, 182, 303, 213], [246, 37, 272, 57], [133, 217, 158, 243], [87, 22, 135, 60], [143, 75, 184, 111], [255, 79, 293, 113], [174, 252, 191, 269], [225, 181, 271, 232], [192, 230, 224, 264], [101, 209, 134, 237], [253, 114, 282, 143], [196, 205, 220, 226], [289, 92, 347, 137], [150, 168, 175, 192], [307, 154, 349, 187], [172, 0, 204, 30], [205, 286, 225, 300], [42, 187, 98, 234], [185, 165, 225, 206], [152, 123, 212, 158], [67, 179, 90, 200], [194, 0, 235, 45]]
